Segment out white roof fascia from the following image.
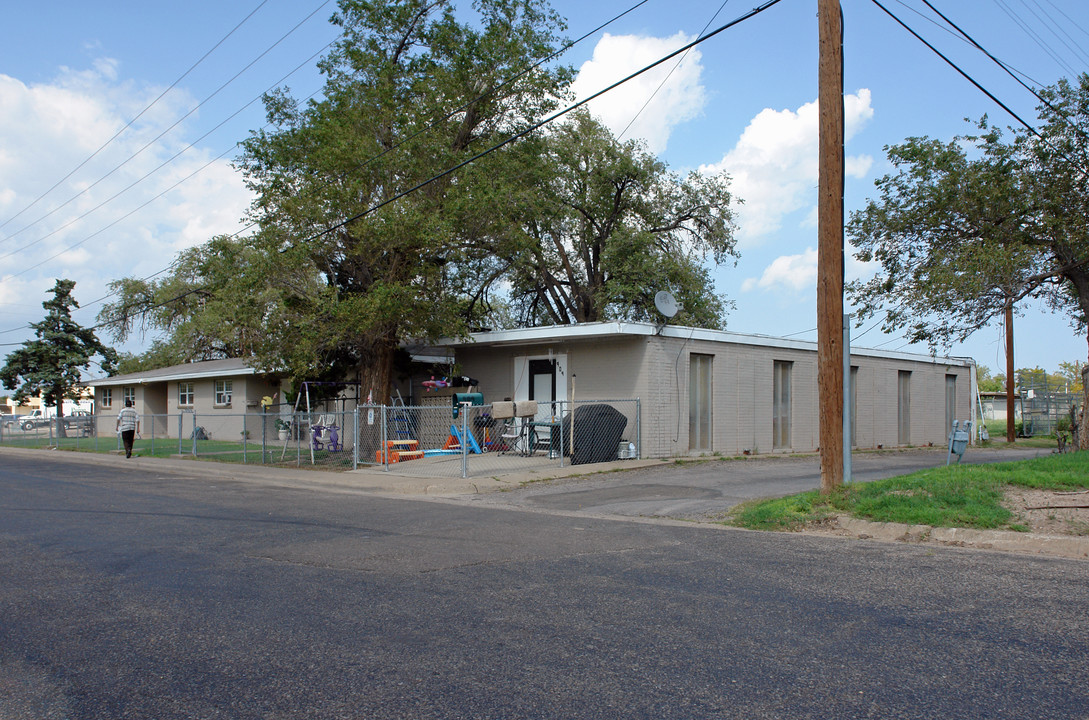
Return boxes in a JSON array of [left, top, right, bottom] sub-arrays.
[[92, 366, 259, 387], [445, 321, 973, 369]]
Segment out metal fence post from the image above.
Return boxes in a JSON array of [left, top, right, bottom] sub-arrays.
[[461, 407, 469, 479], [192, 413, 197, 456], [242, 413, 248, 464], [381, 405, 388, 471], [178, 413, 183, 455], [558, 400, 565, 468], [353, 407, 360, 470], [636, 398, 642, 459]]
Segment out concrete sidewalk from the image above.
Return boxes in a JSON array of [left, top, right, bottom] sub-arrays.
[[0, 445, 664, 496], [5, 445, 1086, 561]]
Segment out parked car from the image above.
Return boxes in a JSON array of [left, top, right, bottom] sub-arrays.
[[62, 410, 96, 435], [1, 413, 18, 430]]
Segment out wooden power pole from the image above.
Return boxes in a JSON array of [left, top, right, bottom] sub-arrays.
[[818, 0, 844, 493], [1005, 301, 1016, 443]]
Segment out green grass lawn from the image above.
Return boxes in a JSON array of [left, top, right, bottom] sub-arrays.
[[0, 432, 355, 468], [729, 451, 1089, 532]]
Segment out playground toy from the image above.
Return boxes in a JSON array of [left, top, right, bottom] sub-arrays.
[[422, 376, 451, 391]]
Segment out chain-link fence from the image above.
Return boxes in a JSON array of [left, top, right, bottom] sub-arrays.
[[1017, 373, 1081, 436], [0, 410, 360, 469], [360, 399, 641, 479], [0, 399, 641, 477]]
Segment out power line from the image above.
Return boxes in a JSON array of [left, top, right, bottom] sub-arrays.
[[299, 0, 786, 249], [57, 0, 786, 347], [2, 1, 660, 338], [870, 0, 1042, 138], [617, 0, 732, 142], [0, 0, 271, 233], [0, 0, 333, 248], [2, 1, 646, 283], [0, 44, 334, 270]]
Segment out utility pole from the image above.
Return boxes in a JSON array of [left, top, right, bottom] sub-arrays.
[[1005, 301, 1016, 443], [818, 0, 844, 493]]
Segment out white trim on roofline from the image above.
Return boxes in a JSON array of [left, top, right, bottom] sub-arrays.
[[443, 321, 974, 368], [90, 360, 261, 387]]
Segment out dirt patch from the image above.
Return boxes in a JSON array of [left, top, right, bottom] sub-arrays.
[[1002, 487, 1089, 537], [792, 487, 1089, 540]]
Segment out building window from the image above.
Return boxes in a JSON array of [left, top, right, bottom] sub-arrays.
[[689, 354, 713, 452], [773, 361, 792, 450], [945, 374, 957, 434], [849, 366, 858, 448], [122, 387, 135, 406], [215, 379, 232, 406], [898, 371, 912, 445], [102, 388, 113, 409], [179, 382, 194, 407]]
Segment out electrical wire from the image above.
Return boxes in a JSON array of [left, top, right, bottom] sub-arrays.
[[0, 0, 272, 233], [1, 0, 662, 348], [0, 0, 333, 248], [0, 45, 334, 269], [299, 0, 786, 249], [870, 0, 1042, 139], [993, 0, 1080, 77], [1, 0, 649, 285], [77, 0, 785, 343], [616, 0, 731, 142]]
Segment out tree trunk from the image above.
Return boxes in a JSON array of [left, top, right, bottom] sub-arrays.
[[1080, 364, 1089, 451], [359, 341, 396, 406]]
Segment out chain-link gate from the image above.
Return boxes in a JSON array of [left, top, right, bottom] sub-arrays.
[[360, 399, 641, 479], [1017, 372, 1081, 436]]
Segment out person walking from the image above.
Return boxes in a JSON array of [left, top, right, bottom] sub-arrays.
[[116, 400, 140, 458]]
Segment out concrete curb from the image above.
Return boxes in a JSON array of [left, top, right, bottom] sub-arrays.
[[833, 516, 1089, 560]]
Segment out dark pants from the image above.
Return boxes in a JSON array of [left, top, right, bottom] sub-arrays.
[[121, 430, 135, 458]]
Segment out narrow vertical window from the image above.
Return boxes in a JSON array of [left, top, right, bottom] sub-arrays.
[[773, 361, 792, 450], [898, 370, 912, 445], [850, 366, 858, 448], [102, 388, 113, 409], [688, 354, 713, 452], [179, 382, 194, 407], [945, 374, 957, 434], [122, 387, 135, 406]]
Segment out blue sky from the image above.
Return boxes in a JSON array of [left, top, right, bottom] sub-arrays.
[[2, 0, 1087, 381]]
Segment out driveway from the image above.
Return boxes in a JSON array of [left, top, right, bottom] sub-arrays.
[[462, 446, 1050, 521]]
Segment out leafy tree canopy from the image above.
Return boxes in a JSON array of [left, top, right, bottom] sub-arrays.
[[1, 280, 117, 415], [479, 111, 736, 328], [101, 0, 740, 397], [848, 74, 1089, 359]]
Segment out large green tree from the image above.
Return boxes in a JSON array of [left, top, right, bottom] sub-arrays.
[[1, 280, 117, 433], [477, 111, 737, 328], [848, 77, 1089, 355], [847, 75, 1089, 442], [239, 0, 570, 400], [105, 0, 571, 399]]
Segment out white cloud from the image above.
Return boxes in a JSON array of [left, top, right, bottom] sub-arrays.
[[571, 32, 705, 154], [739, 244, 881, 296], [0, 61, 251, 344], [701, 89, 874, 246], [741, 247, 817, 293]]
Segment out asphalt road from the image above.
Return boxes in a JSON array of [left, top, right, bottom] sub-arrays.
[[1, 450, 1086, 719], [467, 446, 1051, 520]]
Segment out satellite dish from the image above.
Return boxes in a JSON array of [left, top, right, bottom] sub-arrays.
[[654, 290, 679, 319]]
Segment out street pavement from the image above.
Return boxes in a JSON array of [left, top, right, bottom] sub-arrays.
[[1, 447, 1086, 719], [461, 446, 1051, 521]]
